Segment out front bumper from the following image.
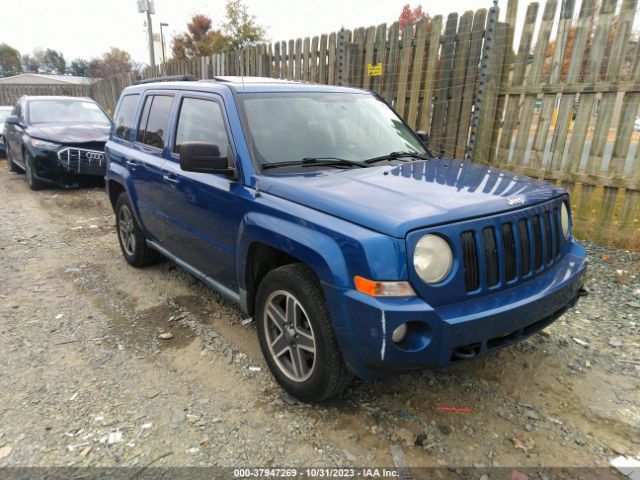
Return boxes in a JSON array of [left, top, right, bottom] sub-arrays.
[[30, 148, 106, 184], [323, 241, 587, 379]]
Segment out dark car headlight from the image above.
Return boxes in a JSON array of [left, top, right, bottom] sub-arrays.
[[31, 138, 61, 150]]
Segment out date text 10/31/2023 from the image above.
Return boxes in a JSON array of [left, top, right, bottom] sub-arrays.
[[233, 468, 401, 478]]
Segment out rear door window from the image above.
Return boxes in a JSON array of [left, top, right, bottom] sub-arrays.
[[137, 95, 174, 149], [114, 94, 140, 140]]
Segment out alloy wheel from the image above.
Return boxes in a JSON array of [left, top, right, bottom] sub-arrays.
[[118, 204, 136, 256], [263, 290, 316, 382]]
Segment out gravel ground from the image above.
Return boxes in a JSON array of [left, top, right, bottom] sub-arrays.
[[0, 161, 638, 470]]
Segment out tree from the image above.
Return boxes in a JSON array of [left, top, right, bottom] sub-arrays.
[[41, 49, 66, 74], [0, 43, 22, 77], [88, 47, 132, 78], [222, 0, 267, 48], [21, 53, 40, 73], [87, 59, 103, 78], [171, 14, 231, 60], [69, 58, 90, 77], [101, 48, 133, 76], [399, 4, 428, 31]]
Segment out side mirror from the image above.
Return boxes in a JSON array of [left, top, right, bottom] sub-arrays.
[[416, 130, 429, 146], [5, 115, 20, 126], [179, 142, 236, 177]]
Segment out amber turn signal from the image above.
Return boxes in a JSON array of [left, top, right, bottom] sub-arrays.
[[353, 276, 416, 297]]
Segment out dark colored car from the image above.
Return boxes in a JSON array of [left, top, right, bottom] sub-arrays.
[[0, 106, 12, 157], [105, 77, 587, 402], [3, 96, 112, 190]]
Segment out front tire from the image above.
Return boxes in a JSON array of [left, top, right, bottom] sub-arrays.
[[24, 151, 45, 190], [115, 192, 159, 267], [256, 264, 351, 402]]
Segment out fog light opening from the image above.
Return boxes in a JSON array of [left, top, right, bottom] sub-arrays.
[[392, 323, 408, 343]]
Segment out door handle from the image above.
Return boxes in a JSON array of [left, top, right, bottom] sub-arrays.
[[125, 158, 138, 171], [163, 173, 180, 185]]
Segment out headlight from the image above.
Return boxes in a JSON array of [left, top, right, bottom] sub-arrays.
[[413, 234, 453, 284], [31, 138, 61, 150], [561, 202, 570, 238]]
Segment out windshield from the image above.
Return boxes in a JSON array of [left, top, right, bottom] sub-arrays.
[[0, 109, 11, 123], [28, 100, 111, 125], [242, 92, 427, 168]]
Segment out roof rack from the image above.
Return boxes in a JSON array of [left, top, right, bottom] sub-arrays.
[[135, 75, 199, 85]]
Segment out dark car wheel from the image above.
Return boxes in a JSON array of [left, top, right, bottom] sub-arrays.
[[115, 192, 160, 267], [256, 264, 352, 402], [24, 151, 46, 190]]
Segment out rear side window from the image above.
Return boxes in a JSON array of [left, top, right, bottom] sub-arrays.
[[174, 97, 229, 157], [114, 94, 139, 140], [137, 95, 173, 149]]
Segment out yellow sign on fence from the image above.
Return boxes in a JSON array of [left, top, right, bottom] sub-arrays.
[[367, 63, 383, 76]]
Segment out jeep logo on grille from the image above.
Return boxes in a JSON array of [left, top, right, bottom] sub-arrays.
[[86, 152, 105, 161], [506, 194, 526, 206]]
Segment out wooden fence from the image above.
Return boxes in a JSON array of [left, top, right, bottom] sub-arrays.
[[0, 84, 90, 105], [1, 0, 639, 245]]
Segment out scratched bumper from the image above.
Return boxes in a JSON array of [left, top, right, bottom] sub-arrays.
[[322, 242, 587, 380]]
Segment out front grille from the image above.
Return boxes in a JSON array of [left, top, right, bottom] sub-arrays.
[[461, 204, 563, 291], [518, 219, 531, 276], [57, 147, 106, 175], [502, 223, 517, 281], [461, 231, 479, 291], [482, 227, 499, 287], [532, 215, 543, 270], [543, 212, 553, 263]]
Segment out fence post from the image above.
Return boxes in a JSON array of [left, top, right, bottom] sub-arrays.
[[261, 53, 271, 77], [471, 19, 507, 164], [488, 0, 518, 160], [466, 5, 499, 161], [337, 28, 346, 86]]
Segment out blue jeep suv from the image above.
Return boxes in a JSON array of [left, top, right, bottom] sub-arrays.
[[105, 76, 587, 402]]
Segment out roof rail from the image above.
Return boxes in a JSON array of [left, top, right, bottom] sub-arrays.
[[135, 75, 199, 85]]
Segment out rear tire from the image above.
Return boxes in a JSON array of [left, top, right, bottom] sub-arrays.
[[115, 192, 160, 267], [256, 264, 352, 402], [24, 151, 45, 190]]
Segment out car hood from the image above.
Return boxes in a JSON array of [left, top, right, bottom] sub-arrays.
[[258, 159, 566, 238], [27, 123, 110, 144]]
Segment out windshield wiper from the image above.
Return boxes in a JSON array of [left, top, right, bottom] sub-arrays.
[[262, 157, 368, 170], [363, 151, 428, 164]]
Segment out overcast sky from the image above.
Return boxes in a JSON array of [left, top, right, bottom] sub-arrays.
[[2, 0, 526, 66]]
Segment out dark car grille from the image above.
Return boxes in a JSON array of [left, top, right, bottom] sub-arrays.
[[460, 206, 563, 291], [57, 147, 106, 175]]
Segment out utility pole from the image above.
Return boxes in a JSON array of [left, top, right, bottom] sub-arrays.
[[137, 0, 156, 69], [160, 22, 169, 64]]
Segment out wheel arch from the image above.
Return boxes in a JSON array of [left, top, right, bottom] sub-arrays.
[[107, 179, 127, 212], [237, 214, 350, 315]]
